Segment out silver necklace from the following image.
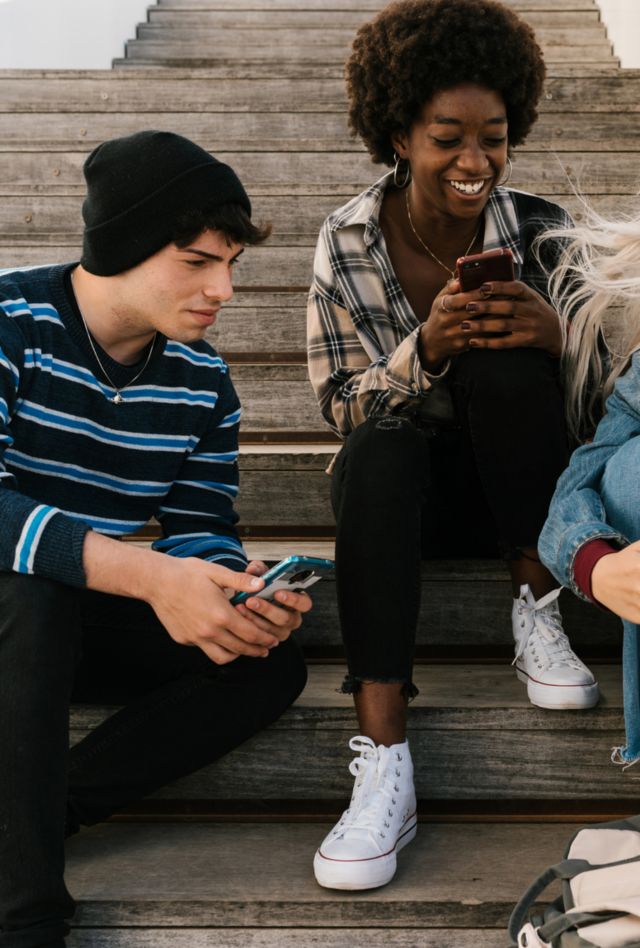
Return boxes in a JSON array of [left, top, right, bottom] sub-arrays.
[[72, 273, 156, 405], [405, 188, 480, 279]]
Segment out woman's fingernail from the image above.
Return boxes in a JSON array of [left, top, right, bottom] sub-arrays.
[[469, 339, 479, 347], [250, 577, 262, 588], [466, 303, 479, 313], [461, 321, 471, 330], [480, 283, 492, 296]]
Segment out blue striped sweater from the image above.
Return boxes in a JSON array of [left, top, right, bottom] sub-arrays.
[[0, 264, 247, 588]]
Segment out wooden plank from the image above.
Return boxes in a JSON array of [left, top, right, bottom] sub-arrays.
[[123, 40, 615, 64], [66, 931, 509, 948], [0, 196, 634, 253], [63, 821, 607, 928], [148, 8, 602, 28], [69, 665, 634, 800], [0, 152, 632, 195], [1, 111, 638, 153], [156, 0, 601, 10], [136, 25, 609, 48], [0, 75, 637, 113]]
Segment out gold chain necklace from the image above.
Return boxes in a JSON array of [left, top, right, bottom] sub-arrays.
[[405, 188, 480, 279], [71, 272, 157, 405]]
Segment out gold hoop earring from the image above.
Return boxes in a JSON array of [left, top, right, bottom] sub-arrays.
[[498, 156, 513, 187], [393, 151, 411, 188]]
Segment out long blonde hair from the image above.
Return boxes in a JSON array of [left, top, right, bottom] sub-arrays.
[[543, 206, 640, 442]]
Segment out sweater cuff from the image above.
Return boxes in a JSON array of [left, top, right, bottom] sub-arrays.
[[573, 539, 619, 606]]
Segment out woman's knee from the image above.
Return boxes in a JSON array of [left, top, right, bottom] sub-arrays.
[[601, 436, 640, 540], [333, 416, 427, 498]]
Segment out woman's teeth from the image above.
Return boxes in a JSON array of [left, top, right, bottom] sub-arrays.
[[448, 180, 485, 194]]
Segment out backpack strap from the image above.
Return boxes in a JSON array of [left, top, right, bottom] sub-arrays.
[[539, 909, 628, 943], [508, 859, 592, 943]]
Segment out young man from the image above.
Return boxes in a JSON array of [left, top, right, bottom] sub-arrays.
[[0, 130, 310, 948]]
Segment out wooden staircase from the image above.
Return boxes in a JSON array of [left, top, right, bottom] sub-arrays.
[[2, 0, 639, 944]]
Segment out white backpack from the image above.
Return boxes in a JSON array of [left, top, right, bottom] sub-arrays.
[[509, 816, 640, 947]]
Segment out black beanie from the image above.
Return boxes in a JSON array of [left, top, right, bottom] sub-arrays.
[[80, 130, 252, 276]]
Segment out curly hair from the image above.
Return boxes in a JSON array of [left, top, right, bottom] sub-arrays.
[[346, 0, 545, 165]]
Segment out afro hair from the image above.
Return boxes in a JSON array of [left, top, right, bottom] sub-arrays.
[[346, 0, 546, 165]]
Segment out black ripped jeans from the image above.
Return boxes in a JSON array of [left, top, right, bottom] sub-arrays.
[[0, 573, 307, 948], [330, 348, 569, 692]]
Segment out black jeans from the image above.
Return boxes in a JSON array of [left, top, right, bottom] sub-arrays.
[[330, 347, 569, 691], [0, 573, 307, 948]]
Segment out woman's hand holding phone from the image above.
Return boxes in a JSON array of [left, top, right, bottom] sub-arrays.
[[418, 249, 563, 368], [458, 279, 563, 357]]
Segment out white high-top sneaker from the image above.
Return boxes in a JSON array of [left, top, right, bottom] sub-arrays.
[[512, 584, 599, 710], [313, 735, 417, 890]]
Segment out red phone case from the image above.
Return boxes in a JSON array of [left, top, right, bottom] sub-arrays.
[[456, 248, 515, 292]]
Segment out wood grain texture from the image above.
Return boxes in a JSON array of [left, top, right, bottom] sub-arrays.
[[0, 112, 638, 152], [64, 820, 592, 925], [68, 665, 632, 800], [136, 24, 610, 47], [67, 931, 509, 947], [155, 0, 600, 11], [148, 8, 601, 28], [124, 40, 615, 64], [1, 75, 637, 113], [0, 151, 632, 195]]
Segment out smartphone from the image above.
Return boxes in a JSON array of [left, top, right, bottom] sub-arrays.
[[456, 247, 515, 292], [230, 555, 335, 606]]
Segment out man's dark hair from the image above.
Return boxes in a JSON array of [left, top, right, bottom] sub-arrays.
[[172, 202, 271, 248], [346, 0, 546, 165]]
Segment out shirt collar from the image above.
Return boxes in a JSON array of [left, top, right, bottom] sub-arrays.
[[330, 173, 524, 269]]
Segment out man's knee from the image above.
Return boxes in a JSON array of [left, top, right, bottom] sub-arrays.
[[0, 571, 80, 657]]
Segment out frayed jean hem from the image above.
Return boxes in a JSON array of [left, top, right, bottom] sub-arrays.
[[338, 673, 419, 702]]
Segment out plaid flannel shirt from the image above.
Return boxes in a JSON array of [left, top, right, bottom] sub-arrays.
[[307, 172, 571, 438]]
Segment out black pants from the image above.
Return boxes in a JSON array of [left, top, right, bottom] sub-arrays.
[[330, 348, 569, 691], [0, 573, 307, 948]]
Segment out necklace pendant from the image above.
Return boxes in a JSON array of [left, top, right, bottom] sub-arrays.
[[112, 392, 123, 405]]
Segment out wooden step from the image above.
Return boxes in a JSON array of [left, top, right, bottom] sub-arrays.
[[123, 39, 616, 65], [0, 151, 631, 200], [2, 110, 638, 153], [155, 0, 601, 10], [148, 8, 602, 29], [0, 72, 636, 113], [70, 663, 633, 801], [135, 24, 610, 48], [62, 819, 629, 945]]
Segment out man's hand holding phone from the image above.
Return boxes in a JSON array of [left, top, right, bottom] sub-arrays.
[[234, 558, 315, 646]]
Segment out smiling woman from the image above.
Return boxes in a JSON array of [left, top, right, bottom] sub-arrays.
[[307, 0, 599, 895]]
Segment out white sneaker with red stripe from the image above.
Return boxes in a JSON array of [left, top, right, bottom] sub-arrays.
[[512, 584, 599, 710], [313, 735, 417, 890]]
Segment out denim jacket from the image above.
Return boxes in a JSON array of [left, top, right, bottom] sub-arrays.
[[538, 352, 640, 598]]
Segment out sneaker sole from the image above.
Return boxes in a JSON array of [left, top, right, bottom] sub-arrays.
[[313, 815, 417, 891], [516, 668, 600, 710]]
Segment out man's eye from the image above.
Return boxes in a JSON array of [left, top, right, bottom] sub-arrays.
[[184, 259, 205, 267]]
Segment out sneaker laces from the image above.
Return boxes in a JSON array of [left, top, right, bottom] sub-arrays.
[[333, 742, 407, 849], [611, 746, 640, 775], [512, 587, 583, 671], [328, 736, 379, 837]]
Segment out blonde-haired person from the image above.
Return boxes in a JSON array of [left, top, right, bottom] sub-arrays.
[[539, 206, 640, 769]]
